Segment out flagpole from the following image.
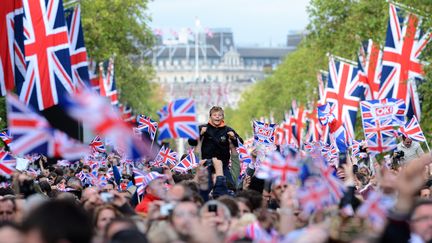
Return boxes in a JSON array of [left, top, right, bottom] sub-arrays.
[[424, 140, 431, 152], [327, 53, 358, 66], [385, 0, 426, 17]]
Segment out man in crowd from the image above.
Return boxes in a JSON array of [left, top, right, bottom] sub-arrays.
[[396, 135, 424, 164]]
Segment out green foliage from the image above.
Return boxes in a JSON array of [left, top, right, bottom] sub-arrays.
[[229, 0, 432, 145], [80, 0, 158, 115]]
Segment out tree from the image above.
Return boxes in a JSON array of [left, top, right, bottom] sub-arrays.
[[228, 0, 432, 145], [80, 0, 159, 116]]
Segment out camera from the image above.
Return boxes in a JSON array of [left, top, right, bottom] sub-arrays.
[[392, 150, 405, 165], [204, 159, 213, 167], [100, 192, 114, 203], [150, 167, 164, 174], [160, 203, 174, 216], [208, 203, 217, 213]]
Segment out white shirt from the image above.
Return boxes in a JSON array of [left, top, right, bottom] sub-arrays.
[[396, 141, 424, 164]]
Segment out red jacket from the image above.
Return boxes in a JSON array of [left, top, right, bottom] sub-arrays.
[[135, 193, 160, 216]]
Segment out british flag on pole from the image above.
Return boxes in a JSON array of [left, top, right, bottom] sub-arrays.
[[99, 58, 118, 106], [7, 93, 88, 159], [360, 101, 398, 154], [89, 135, 106, 154], [399, 116, 425, 142], [379, 4, 431, 121], [18, 0, 74, 110], [157, 98, 198, 142], [324, 56, 364, 140], [0, 150, 16, 177], [136, 114, 158, 141], [153, 146, 177, 167], [0, 0, 24, 96], [358, 39, 382, 100], [65, 5, 89, 90]]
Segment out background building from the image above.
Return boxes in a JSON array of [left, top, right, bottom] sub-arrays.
[[144, 28, 303, 122]]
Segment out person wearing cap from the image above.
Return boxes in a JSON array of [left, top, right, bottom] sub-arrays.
[[135, 172, 167, 216]]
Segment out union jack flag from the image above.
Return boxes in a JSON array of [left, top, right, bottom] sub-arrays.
[[244, 222, 279, 242], [291, 100, 306, 148], [360, 111, 397, 154], [360, 98, 406, 126], [136, 114, 158, 141], [119, 104, 135, 123], [399, 116, 425, 142], [324, 57, 364, 140], [357, 191, 388, 228], [253, 121, 276, 145], [379, 4, 431, 121], [256, 150, 299, 185], [317, 103, 336, 126], [132, 167, 146, 196], [65, 5, 89, 90], [18, 0, 74, 110], [305, 102, 323, 142], [89, 135, 105, 153], [173, 150, 198, 172], [87, 58, 99, 91], [236, 139, 252, 164], [0, 0, 24, 96], [7, 93, 88, 159], [358, 39, 382, 100], [99, 58, 118, 106], [64, 90, 148, 159], [153, 146, 177, 167], [316, 157, 345, 202], [0, 150, 16, 176], [297, 177, 332, 216], [0, 130, 12, 145], [329, 119, 348, 153], [157, 98, 198, 142]]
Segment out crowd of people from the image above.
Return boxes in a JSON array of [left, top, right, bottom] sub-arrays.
[[0, 106, 431, 243]]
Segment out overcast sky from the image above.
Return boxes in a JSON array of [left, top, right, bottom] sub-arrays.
[[147, 0, 311, 47]]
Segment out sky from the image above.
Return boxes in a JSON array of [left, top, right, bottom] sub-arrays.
[[147, 0, 311, 47]]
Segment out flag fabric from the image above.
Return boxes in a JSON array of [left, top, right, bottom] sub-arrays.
[[305, 103, 323, 142], [360, 98, 406, 126], [324, 57, 364, 140], [136, 114, 158, 141], [18, 0, 74, 110], [99, 58, 118, 106], [7, 93, 88, 159], [256, 150, 299, 185], [360, 106, 397, 154], [358, 39, 382, 100], [297, 177, 332, 215], [291, 100, 306, 148], [236, 139, 252, 164], [329, 119, 348, 154], [244, 222, 279, 242], [399, 116, 425, 142], [119, 104, 134, 123], [173, 150, 199, 172], [253, 121, 276, 145], [63, 90, 148, 159], [87, 58, 99, 91], [89, 135, 106, 153], [379, 4, 430, 121], [0, 0, 24, 96], [0, 130, 12, 145], [65, 5, 89, 90], [317, 103, 336, 126], [133, 168, 147, 196], [0, 150, 16, 176], [357, 191, 388, 228], [153, 146, 177, 168], [316, 158, 346, 202], [157, 98, 198, 142]]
